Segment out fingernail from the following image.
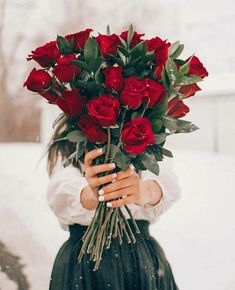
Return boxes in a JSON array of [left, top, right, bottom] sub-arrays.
[[98, 196, 104, 201], [97, 148, 103, 154], [107, 202, 112, 207], [109, 163, 116, 169], [112, 173, 117, 178], [98, 189, 104, 195], [112, 178, 117, 183]]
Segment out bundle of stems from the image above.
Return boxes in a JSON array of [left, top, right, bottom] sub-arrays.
[[77, 107, 141, 271]]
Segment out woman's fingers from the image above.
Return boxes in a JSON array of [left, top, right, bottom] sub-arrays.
[[84, 148, 103, 168], [89, 172, 117, 188], [98, 187, 132, 202], [116, 164, 134, 180], [98, 178, 132, 195], [87, 162, 116, 178], [107, 195, 133, 208]]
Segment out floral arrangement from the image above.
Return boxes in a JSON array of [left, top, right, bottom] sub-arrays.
[[23, 24, 208, 270]]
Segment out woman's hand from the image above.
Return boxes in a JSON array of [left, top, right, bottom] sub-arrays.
[[97, 165, 145, 208], [80, 148, 117, 210]]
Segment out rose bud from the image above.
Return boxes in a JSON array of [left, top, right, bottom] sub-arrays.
[[143, 78, 166, 108], [120, 76, 146, 109], [167, 98, 190, 118], [103, 66, 124, 93], [77, 114, 107, 143], [119, 31, 145, 47], [121, 117, 155, 155], [23, 68, 51, 92], [146, 37, 170, 64], [179, 83, 201, 99], [87, 94, 120, 127], [95, 33, 122, 58], [65, 28, 93, 52], [39, 91, 58, 103], [146, 37, 170, 79], [52, 54, 81, 82], [55, 88, 86, 117], [186, 56, 208, 78], [26, 41, 61, 67]]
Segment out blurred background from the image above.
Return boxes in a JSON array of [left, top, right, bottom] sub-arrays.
[[0, 0, 234, 289]]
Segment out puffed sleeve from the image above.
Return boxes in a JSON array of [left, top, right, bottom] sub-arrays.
[[46, 155, 95, 231], [139, 157, 182, 222]]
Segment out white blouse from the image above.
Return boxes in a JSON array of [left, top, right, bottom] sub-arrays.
[[46, 156, 182, 231]]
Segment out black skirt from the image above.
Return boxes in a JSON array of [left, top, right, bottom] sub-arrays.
[[49, 220, 179, 290]]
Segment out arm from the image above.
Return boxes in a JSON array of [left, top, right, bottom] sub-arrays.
[[46, 156, 96, 230], [139, 158, 182, 218]]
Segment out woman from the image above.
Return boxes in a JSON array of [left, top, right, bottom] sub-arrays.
[[46, 120, 182, 290]]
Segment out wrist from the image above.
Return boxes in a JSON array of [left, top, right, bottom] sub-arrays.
[[135, 180, 163, 207], [80, 185, 98, 210]]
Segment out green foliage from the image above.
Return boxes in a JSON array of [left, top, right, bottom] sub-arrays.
[[66, 130, 86, 143], [84, 37, 100, 61], [57, 35, 73, 55]]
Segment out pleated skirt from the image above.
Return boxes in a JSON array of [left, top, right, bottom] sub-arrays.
[[49, 220, 179, 290]]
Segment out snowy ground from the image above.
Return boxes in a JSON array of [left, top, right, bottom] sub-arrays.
[[0, 143, 235, 290]]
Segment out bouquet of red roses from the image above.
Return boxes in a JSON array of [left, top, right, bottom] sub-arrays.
[[23, 24, 208, 270]]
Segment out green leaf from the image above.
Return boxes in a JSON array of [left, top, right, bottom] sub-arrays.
[[106, 25, 111, 35], [170, 44, 184, 59], [76, 142, 85, 162], [117, 45, 130, 57], [179, 62, 190, 75], [130, 41, 147, 59], [118, 36, 128, 48], [127, 24, 134, 47], [89, 57, 103, 72], [84, 37, 100, 61], [178, 74, 203, 85], [161, 67, 170, 88], [151, 118, 163, 133], [162, 148, 173, 158], [63, 151, 76, 167], [139, 152, 160, 175], [162, 116, 178, 132], [103, 144, 130, 170], [66, 130, 86, 143], [175, 119, 199, 133], [70, 60, 92, 72], [166, 58, 180, 85], [57, 35, 73, 55], [107, 54, 124, 66], [169, 41, 180, 56], [154, 133, 168, 145], [52, 113, 67, 129]]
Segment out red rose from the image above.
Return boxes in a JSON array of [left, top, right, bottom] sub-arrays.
[[77, 114, 107, 143], [143, 78, 166, 108], [119, 31, 145, 47], [146, 37, 170, 79], [39, 91, 58, 103], [146, 37, 170, 63], [120, 76, 146, 109], [55, 88, 86, 117], [87, 94, 120, 127], [103, 66, 124, 92], [167, 98, 190, 118], [179, 84, 201, 99], [65, 28, 93, 52], [27, 41, 61, 67], [187, 56, 208, 78], [23, 68, 51, 92], [52, 54, 81, 82], [121, 117, 154, 154], [95, 34, 122, 58]]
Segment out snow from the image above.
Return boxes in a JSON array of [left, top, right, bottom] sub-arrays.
[[0, 143, 234, 290]]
